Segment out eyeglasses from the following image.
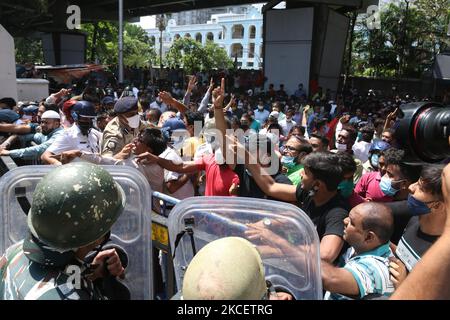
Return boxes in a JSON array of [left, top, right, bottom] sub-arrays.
[[284, 145, 300, 152]]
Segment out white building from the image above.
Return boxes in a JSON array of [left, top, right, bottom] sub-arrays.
[[146, 6, 263, 69]]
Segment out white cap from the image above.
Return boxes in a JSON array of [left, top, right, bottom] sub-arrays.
[[269, 111, 279, 119], [41, 110, 61, 120]]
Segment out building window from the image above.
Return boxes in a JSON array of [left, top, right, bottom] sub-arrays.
[[232, 24, 244, 39], [249, 43, 255, 58], [218, 31, 223, 40], [174, 34, 181, 40], [231, 43, 243, 58], [249, 25, 256, 39], [150, 36, 156, 45], [195, 33, 202, 42], [185, 33, 191, 38], [207, 32, 214, 41], [247, 62, 254, 67]]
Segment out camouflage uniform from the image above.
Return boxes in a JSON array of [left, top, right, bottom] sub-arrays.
[[100, 117, 147, 157], [0, 236, 104, 300]]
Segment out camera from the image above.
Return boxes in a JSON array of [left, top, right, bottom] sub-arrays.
[[395, 102, 450, 163]]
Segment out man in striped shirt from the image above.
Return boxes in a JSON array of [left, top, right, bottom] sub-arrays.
[[322, 202, 395, 299]]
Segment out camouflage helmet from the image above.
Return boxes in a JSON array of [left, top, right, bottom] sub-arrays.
[[182, 237, 267, 300], [27, 163, 125, 250]]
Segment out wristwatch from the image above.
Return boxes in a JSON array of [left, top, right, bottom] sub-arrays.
[[263, 218, 271, 227]]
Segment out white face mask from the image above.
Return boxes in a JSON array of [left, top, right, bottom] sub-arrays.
[[336, 142, 347, 151], [127, 114, 140, 129]]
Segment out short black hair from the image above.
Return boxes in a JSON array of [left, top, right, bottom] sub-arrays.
[[360, 124, 375, 142], [185, 111, 204, 127], [341, 125, 358, 142], [291, 135, 313, 154], [384, 148, 421, 182], [0, 97, 16, 109], [360, 202, 394, 244], [420, 164, 445, 200], [302, 152, 342, 191], [289, 125, 306, 136], [141, 128, 167, 156], [310, 133, 329, 146], [336, 151, 357, 175]]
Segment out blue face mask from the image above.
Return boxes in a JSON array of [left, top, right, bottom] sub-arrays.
[[370, 154, 379, 169], [281, 155, 296, 169], [338, 180, 354, 198], [407, 194, 431, 216], [380, 176, 399, 197], [357, 132, 363, 141]]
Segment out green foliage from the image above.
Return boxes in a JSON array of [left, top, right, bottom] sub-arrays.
[[350, 0, 449, 78], [165, 37, 233, 73], [14, 37, 44, 65], [81, 22, 156, 68]]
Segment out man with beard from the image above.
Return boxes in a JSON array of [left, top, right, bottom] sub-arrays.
[[0, 111, 63, 162], [41, 101, 102, 165]]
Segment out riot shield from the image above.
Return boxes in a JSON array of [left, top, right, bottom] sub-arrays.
[[0, 165, 153, 300], [168, 197, 322, 300]]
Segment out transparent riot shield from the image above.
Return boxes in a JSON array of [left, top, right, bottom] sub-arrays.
[[0, 165, 153, 300], [168, 197, 322, 300]]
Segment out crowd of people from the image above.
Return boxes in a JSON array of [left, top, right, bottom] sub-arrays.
[[1, 71, 450, 300]]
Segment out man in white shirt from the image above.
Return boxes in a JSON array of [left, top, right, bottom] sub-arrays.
[[159, 146, 195, 200], [41, 101, 102, 165], [352, 125, 374, 163], [279, 108, 297, 136]]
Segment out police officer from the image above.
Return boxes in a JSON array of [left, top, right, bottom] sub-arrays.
[[41, 100, 102, 165], [100, 96, 147, 157], [0, 163, 128, 300]]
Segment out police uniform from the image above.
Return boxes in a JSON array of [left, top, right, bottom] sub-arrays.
[[100, 97, 147, 157], [0, 236, 104, 300], [100, 117, 147, 157]]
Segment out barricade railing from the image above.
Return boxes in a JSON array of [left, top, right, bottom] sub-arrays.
[[151, 191, 180, 299]]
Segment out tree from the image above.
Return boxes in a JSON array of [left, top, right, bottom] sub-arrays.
[[350, 1, 449, 79], [203, 41, 234, 70], [82, 22, 156, 69], [165, 38, 233, 73], [14, 37, 44, 65]]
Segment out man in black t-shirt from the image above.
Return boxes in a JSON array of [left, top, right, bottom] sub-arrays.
[[390, 164, 446, 290], [246, 151, 351, 263]]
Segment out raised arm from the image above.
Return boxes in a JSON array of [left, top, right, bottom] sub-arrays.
[[159, 91, 188, 114], [136, 151, 198, 174], [198, 78, 214, 113], [245, 149, 297, 202], [183, 75, 197, 106]]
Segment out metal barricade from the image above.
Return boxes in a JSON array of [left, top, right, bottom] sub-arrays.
[[151, 191, 180, 299], [0, 155, 18, 177]]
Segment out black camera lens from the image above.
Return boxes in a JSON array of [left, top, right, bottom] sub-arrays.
[[396, 102, 450, 163]]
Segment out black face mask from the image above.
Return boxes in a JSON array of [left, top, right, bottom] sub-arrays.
[[78, 121, 93, 136], [241, 124, 249, 131]]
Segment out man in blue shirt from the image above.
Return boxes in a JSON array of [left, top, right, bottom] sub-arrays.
[[0, 110, 63, 162], [321, 202, 395, 300]]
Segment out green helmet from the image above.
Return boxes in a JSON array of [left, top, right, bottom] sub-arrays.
[[182, 237, 267, 300], [27, 163, 126, 250]]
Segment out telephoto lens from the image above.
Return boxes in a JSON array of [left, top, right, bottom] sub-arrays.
[[396, 102, 450, 163]]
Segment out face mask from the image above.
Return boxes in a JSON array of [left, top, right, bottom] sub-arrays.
[[370, 154, 379, 169], [78, 121, 93, 136], [286, 117, 292, 122], [258, 105, 264, 111], [380, 176, 399, 197], [407, 194, 431, 216], [127, 114, 140, 129], [336, 143, 347, 151], [281, 155, 296, 169], [338, 180, 354, 198]]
